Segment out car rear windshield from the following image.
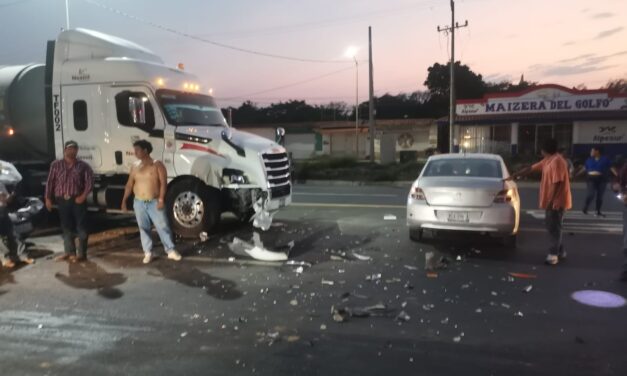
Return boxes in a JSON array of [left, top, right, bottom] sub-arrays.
[[422, 159, 503, 178]]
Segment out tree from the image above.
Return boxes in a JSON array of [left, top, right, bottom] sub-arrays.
[[423, 62, 487, 116], [605, 78, 627, 93]]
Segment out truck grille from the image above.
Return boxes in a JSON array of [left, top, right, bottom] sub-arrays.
[[262, 152, 291, 199]]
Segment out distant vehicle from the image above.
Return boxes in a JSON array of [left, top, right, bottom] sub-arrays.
[[0, 28, 291, 238], [406, 153, 520, 247]]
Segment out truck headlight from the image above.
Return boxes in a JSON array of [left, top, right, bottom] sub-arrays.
[[223, 168, 248, 184]]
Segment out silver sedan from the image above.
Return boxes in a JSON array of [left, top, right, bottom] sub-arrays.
[[406, 153, 520, 247]]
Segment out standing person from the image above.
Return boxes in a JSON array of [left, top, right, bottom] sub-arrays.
[[121, 140, 182, 264], [578, 146, 617, 217], [507, 139, 572, 265], [616, 162, 627, 281], [45, 141, 94, 262]]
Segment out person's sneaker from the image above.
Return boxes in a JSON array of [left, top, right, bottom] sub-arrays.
[[55, 254, 73, 262], [2, 259, 16, 269], [167, 250, 182, 261], [582, 209, 588, 215], [595, 212, 605, 218], [74, 255, 87, 263], [143, 253, 153, 264], [558, 249, 567, 259], [545, 254, 559, 265]]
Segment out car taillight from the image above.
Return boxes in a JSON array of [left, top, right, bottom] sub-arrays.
[[494, 189, 514, 203], [411, 187, 426, 200]]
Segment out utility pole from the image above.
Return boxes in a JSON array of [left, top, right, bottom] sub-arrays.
[[65, 0, 70, 30], [368, 26, 375, 162], [354, 56, 359, 157], [437, 0, 468, 153]]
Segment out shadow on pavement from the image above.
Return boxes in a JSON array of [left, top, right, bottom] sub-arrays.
[[54, 260, 127, 299], [152, 260, 243, 300]]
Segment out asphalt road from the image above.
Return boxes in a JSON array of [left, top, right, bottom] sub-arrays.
[[0, 183, 625, 376]]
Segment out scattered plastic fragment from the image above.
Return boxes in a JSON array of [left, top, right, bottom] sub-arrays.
[[366, 273, 382, 281], [501, 303, 511, 309], [384, 214, 397, 221], [294, 266, 304, 274], [352, 252, 372, 261], [199, 232, 209, 242], [508, 272, 537, 279], [395, 311, 411, 322], [320, 324, 327, 330], [453, 336, 461, 343], [228, 233, 288, 261], [404, 265, 419, 271], [422, 304, 435, 311], [290, 299, 298, 306], [385, 278, 402, 284], [228, 257, 235, 262], [523, 285, 533, 293], [514, 311, 524, 317], [180, 332, 188, 338], [284, 260, 311, 268], [426, 272, 438, 278], [475, 308, 482, 313], [321, 279, 335, 286]]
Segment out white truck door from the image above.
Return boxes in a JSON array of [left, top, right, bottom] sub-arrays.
[[108, 86, 166, 172], [62, 84, 104, 169]]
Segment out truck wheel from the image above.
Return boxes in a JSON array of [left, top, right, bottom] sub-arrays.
[[166, 180, 220, 239]]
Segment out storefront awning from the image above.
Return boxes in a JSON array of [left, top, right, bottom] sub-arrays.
[[437, 110, 627, 126]]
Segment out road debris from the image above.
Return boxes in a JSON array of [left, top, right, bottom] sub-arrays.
[[403, 265, 419, 271], [228, 233, 288, 261], [383, 214, 397, 221], [425, 252, 449, 271], [395, 311, 411, 322], [508, 272, 537, 279], [257, 331, 281, 346], [331, 303, 394, 322], [321, 279, 335, 286], [514, 311, 524, 317], [426, 272, 438, 278], [351, 252, 372, 261], [199, 231, 209, 242], [365, 273, 382, 281], [290, 299, 298, 306], [320, 324, 327, 330], [453, 336, 462, 343], [523, 285, 533, 293]]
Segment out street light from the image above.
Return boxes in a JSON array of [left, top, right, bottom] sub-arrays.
[[345, 46, 359, 158]]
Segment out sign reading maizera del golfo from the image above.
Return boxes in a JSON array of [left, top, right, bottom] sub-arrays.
[[448, 84, 627, 157]]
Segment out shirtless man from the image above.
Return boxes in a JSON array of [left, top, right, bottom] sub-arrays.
[[122, 140, 182, 264]]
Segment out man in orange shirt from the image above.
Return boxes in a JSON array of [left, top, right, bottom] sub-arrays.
[[508, 139, 572, 265]]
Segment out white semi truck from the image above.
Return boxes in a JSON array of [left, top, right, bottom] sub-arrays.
[[0, 28, 292, 238]]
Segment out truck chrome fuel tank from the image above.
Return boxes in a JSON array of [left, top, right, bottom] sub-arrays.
[[0, 64, 48, 160]]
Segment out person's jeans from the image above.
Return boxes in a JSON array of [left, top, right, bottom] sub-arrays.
[[545, 209, 564, 256], [56, 198, 88, 257], [0, 211, 19, 261], [584, 176, 607, 213], [133, 199, 176, 255]]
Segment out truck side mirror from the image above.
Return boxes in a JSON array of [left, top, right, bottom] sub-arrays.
[[128, 96, 147, 125], [275, 127, 286, 146]]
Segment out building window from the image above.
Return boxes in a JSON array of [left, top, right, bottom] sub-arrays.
[[73, 100, 88, 131]]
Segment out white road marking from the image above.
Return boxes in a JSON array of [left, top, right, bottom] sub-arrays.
[[524, 210, 623, 234]]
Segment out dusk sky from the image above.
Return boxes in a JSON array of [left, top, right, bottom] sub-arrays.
[[1, 0, 626, 107]]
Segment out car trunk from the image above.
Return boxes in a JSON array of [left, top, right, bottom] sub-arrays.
[[419, 177, 505, 208]]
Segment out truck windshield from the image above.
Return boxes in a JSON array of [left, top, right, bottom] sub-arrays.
[[156, 89, 227, 127]]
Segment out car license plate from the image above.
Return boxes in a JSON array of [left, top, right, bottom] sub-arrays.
[[447, 212, 469, 222]]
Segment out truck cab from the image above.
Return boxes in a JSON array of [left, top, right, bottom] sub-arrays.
[[1, 29, 291, 237]]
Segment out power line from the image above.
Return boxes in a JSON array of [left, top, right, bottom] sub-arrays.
[[218, 66, 355, 100], [82, 0, 359, 64]]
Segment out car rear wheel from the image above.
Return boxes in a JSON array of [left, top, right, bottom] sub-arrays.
[[409, 228, 424, 242]]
